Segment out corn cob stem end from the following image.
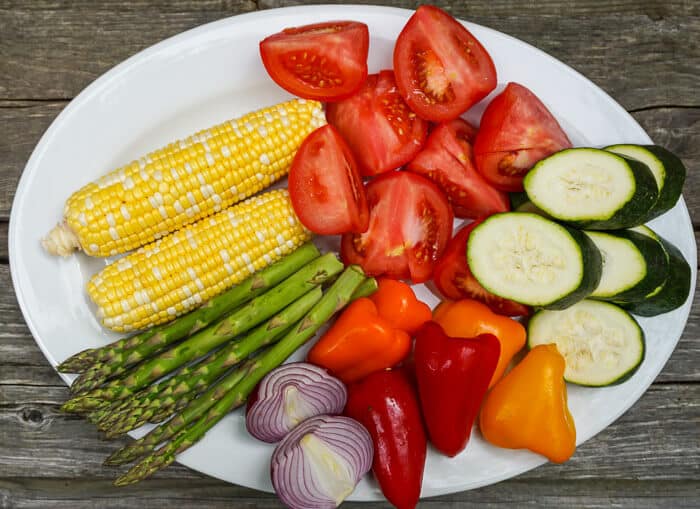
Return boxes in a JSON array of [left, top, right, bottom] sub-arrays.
[[42, 222, 80, 257]]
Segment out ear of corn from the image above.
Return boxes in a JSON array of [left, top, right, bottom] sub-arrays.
[[88, 189, 312, 332], [43, 99, 325, 257]]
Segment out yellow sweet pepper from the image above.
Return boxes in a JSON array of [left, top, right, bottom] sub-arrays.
[[479, 344, 576, 463]]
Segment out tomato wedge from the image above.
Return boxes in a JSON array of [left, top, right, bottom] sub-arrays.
[[474, 82, 572, 192], [433, 221, 531, 316], [341, 172, 453, 283], [393, 5, 497, 122], [288, 125, 369, 235], [326, 70, 429, 176], [407, 118, 509, 219], [259, 21, 369, 101]]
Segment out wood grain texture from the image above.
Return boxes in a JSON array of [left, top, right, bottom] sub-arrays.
[[1, 1, 698, 507]]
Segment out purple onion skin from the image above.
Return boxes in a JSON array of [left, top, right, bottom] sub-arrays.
[[271, 415, 373, 509], [246, 362, 347, 443]]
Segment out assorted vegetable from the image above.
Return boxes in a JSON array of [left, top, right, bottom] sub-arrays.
[[524, 148, 659, 230], [413, 321, 500, 457], [406, 118, 510, 219], [306, 298, 412, 384], [433, 299, 526, 388], [245, 363, 347, 443], [42, 99, 324, 258], [50, 4, 691, 506], [345, 369, 427, 509], [474, 82, 572, 192], [480, 344, 577, 463], [270, 415, 373, 509], [527, 300, 645, 387]]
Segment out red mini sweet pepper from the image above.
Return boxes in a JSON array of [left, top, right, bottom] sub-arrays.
[[345, 368, 427, 509], [413, 321, 500, 457]]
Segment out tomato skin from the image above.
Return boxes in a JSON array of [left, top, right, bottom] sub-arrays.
[[474, 82, 572, 192], [288, 125, 369, 235], [433, 221, 531, 316], [407, 118, 510, 219], [259, 21, 369, 101], [393, 5, 497, 122], [326, 70, 429, 176], [341, 172, 453, 284]]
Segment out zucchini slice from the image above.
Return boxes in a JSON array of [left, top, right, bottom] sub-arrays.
[[524, 148, 658, 229], [618, 233, 691, 316], [606, 144, 686, 221], [585, 229, 668, 303], [467, 212, 602, 309], [527, 299, 645, 386]]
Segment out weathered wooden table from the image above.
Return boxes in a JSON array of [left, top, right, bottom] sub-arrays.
[[1, 1, 698, 507]]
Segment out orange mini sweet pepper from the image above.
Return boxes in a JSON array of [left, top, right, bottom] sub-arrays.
[[369, 278, 432, 334], [479, 344, 577, 463], [433, 299, 526, 387], [307, 298, 411, 383]]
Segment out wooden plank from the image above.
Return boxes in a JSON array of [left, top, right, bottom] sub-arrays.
[[1, 382, 697, 481], [0, 101, 698, 221], [1, 477, 698, 509], [0, 4, 698, 109]]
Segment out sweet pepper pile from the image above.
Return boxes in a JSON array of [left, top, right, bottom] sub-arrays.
[[303, 281, 577, 509]]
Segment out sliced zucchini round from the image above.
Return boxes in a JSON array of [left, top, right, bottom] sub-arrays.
[[527, 299, 645, 386], [467, 212, 602, 309], [524, 148, 658, 229], [585, 229, 668, 302], [618, 235, 691, 316], [606, 144, 686, 221]]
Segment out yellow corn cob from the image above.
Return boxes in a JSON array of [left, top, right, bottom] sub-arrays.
[[42, 99, 325, 257], [87, 189, 311, 332]]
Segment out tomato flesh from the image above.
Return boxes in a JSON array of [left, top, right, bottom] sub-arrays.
[[326, 70, 429, 176], [259, 21, 369, 101], [474, 82, 572, 192], [288, 125, 369, 235], [394, 5, 497, 122], [341, 172, 453, 283], [407, 118, 509, 219], [433, 221, 531, 316]]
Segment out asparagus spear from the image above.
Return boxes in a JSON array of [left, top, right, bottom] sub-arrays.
[[61, 253, 342, 414], [58, 243, 320, 374], [97, 287, 322, 437], [113, 266, 366, 485]]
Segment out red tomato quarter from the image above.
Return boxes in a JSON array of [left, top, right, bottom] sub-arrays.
[[407, 118, 510, 219], [341, 172, 453, 283], [326, 70, 429, 176], [474, 82, 572, 192], [259, 21, 369, 101], [393, 5, 497, 122], [433, 220, 531, 316], [288, 125, 369, 235]]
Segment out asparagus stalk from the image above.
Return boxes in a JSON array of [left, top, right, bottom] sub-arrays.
[[113, 266, 366, 485], [97, 287, 322, 437], [61, 253, 342, 414], [98, 278, 377, 434], [57, 243, 320, 374]]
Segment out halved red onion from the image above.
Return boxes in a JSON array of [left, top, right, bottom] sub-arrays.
[[271, 414, 373, 509], [246, 362, 347, 443]]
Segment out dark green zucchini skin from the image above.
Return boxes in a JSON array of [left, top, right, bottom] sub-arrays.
[[572, 156, 658, 230], [509, 192, 530, 210], [592, 229, 669, 303], [606, 144, 686, 221], [543, 225, 603, 310], [619, 237, 691, 316]]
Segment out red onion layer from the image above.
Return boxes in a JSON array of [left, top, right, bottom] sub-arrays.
[[246, 362, 347, 443], [271, 414, 373, 509]]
